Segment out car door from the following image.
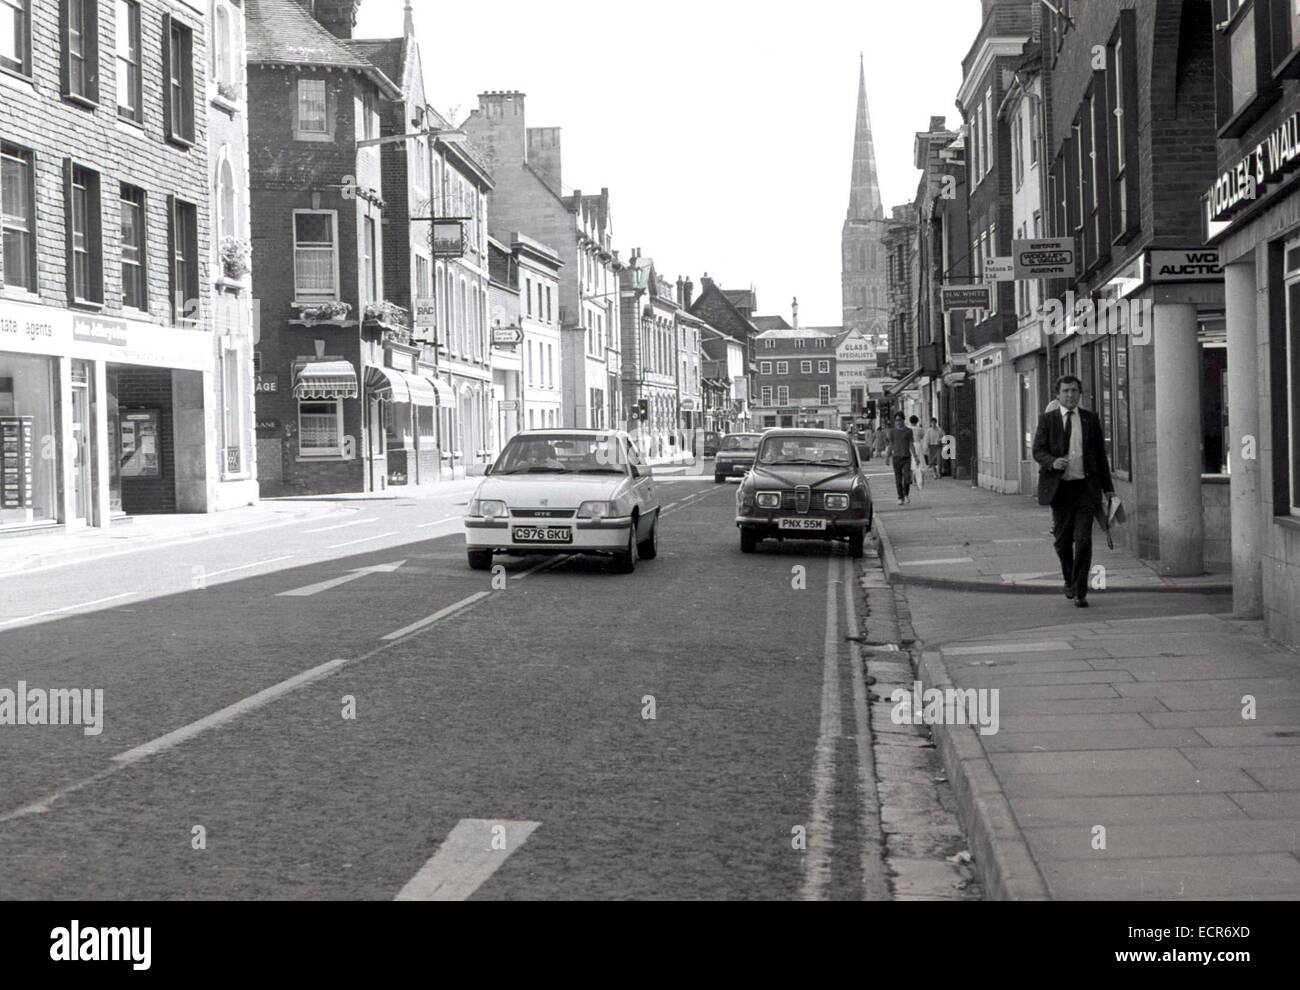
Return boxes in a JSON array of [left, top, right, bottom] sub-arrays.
[[626, 438, 657, 537]]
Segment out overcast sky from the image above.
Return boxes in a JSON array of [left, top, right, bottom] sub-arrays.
[[356, 0, 982, 328]]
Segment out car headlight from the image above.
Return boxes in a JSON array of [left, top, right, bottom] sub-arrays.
[[824, 494, 850, 511], [469, 499, 507, 519], [577, 501, 614, 520], [755, 492, 781, 509]]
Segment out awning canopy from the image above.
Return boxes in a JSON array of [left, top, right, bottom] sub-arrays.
[[886, 367, 923, 396], [366, 365, 441, 407], [424, 376, 451, 408], [294, 361, 359, 400]]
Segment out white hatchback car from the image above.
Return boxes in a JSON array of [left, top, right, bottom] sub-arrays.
[[464, 430, 661, 574]]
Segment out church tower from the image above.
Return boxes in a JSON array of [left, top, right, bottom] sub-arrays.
[[841, 56, 888, 342]]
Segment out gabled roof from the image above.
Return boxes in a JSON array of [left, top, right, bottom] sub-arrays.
[[751, 316, 791, 331], [690, 279, 759, 342], [724, 288, 756, 311], [349, 38, 405, 89], [246, 0, 401, 98]]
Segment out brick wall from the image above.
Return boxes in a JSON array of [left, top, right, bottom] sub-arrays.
[[754, 345, 837, 401], [0, 0, 210, 327]]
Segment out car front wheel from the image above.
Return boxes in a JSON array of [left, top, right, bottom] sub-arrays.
[[467, 549, 493, 571], [740, 527, 759, 554], [848, 531, 865, 558], [637, 511, 659, 560], [614, 523, 638, 574]]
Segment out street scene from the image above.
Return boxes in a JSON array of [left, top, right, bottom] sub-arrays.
[[0, 0, 1297, 955]]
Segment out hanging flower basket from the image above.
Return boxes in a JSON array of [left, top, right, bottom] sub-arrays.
[[220, 236, 252, 280], [363, 300, 409, 328]]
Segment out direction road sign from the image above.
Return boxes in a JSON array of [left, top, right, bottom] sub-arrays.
[[1013, 237, 1076, 279]]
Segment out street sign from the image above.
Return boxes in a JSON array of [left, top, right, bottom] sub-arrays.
[[1013, 237, 1076, 279], [984, 256, 1014, 282], [940, 284, 992, 311], [414, 298, 437, 329], [499, 399, 519, 411], [491, 327, 522, 347], [431, 219, 466, 259]]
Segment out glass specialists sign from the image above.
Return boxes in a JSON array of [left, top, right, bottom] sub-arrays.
[[1205, 110, 1300, 224]]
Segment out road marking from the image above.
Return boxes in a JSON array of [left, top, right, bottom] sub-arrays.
[[326, 531, 398, 549], [801, 554, 842, 902], [897, 557, 974, 566], [278, 560, 407, 598], [0, 593, 136, 631], [417, 516, 461, 528], [203, 555, 297, 580], [841, 555, 890, 900], [304, 517, 380, 533], [112, 657, 353, 767], [395, 819, 541, 901], [381, 592, 491, 641], [663, 502, 680, 511], [944, 640, 1074, 656]]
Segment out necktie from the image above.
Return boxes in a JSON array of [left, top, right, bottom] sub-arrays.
[[1064, 410, 1074, 452]]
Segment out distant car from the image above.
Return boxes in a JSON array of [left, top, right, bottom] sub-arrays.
[[463, 430, 660, 574], [702, 432, 722, 458], [735, 428, 874, 557], [713, 432, 763, 483]]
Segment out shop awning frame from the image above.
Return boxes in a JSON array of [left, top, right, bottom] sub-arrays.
[[294, 361, 359, 400], [886, 367, 923, 396], [366, 366, 444, 407]]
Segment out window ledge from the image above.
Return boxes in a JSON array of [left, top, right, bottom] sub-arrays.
[[210, 92, 243, 115], [70, 299, 105, 312], [1217, 86, 1279, 139], [166, 133, 196, 151], [0, 64, 34, 88], [1, 287, 42, 304], [215, 276, 249, 292], [294, 132, 335, 144], [63, 92, 99, 111], [295, 455, 348, 463], [1273, 515, 1300, 534]]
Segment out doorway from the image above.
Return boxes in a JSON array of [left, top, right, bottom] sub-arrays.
[[70, 361, 94, 526]]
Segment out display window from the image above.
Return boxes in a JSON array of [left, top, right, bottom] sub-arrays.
[[0, 353, 59, 528]]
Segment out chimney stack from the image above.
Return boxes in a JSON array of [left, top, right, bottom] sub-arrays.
[[683, 278, 694, 309], [792, 297, 799, 330]]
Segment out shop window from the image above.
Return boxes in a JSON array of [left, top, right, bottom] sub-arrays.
[[1201, 343, 1229, 476], [292, 210, 338, 301], [0, 0, 29, 75], [120, 184, 147, 311], [115, 0, 142, 123], [62, 0, 100, 103], [299, 399, 343, 457], [163, 14, 196, 145], [1, 143, 36, 293], [169, 196, 198, 324], [0, 354, 58, 528], [66, 162, 104, 306]]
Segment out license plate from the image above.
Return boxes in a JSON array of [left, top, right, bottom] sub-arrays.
[[512, 526, 573, 544], [778, 518, 827, 531]]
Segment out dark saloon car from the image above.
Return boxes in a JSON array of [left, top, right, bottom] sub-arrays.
[[713, 432, 763, 482], [735, 429, 874, 557], [702, 431, 722, 458]]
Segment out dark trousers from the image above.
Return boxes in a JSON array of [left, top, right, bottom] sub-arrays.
[[1051, 479, 1095, 599], [892, 457, 912, 499]]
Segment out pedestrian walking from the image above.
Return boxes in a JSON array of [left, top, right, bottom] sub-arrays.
[[1032, 376, 1115, 608], [873, 419, 890, 460], [888, 412, 919, 504], [923, 419, 944, 479]]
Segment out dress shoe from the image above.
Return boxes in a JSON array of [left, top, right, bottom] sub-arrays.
[[1074, 598, 1090, 608], [1064, 585, 1075, 600]]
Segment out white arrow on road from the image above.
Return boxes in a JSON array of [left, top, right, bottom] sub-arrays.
[[277, 560, 407, 598]]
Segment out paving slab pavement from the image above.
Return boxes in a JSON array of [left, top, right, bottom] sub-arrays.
[[914, 613, 1300, 899]]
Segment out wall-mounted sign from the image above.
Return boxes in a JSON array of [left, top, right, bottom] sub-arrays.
[[940, 285, 993, 312], [1148, 249, 1223, 282], [984, 257, 1015, 282], [680, 399, 697, 411], [491, 327, 522, 347], [72, 314, 128, 347], [414, 299, 437, 329], [255, 374, 278, 394], [120, 409, 161, 479], [1013, 238, 1076, 279], [256, 418, 281, 436], [0, 416, 33, 509], [1205, 111, 1300, 224], [431, 219, 466, 259], [499, 400, 519, 412]]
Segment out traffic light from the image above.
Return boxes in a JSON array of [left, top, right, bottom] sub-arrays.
[[634, 398, 649, 422], [866, 400, 878, 421]]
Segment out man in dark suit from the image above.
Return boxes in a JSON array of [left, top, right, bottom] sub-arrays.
[[1032, 375, 1114, 607]]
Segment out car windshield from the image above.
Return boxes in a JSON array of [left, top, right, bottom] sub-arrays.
[[720, 435, 761, 451], [494, 435, 629, 475], [757, 436, 854, 467]]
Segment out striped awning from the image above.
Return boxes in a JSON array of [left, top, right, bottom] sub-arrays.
[[424, 377, 451, 408], [365, 365, 440, 407], [294, 361, 358, 399]]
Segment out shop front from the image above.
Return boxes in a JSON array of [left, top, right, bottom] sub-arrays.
[[0, 299, 213, 533]]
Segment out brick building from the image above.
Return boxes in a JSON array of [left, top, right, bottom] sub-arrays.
[[245, 0, 405, 496], [1203, 0, 1300, 648], [690, 275, 759, 418], [0, 0, 227, 532], [461, 91, 623, 431], [751, 303, 838, 429]]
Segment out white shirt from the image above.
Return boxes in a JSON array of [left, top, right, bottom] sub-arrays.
[[1059, 405, 1085, 480]]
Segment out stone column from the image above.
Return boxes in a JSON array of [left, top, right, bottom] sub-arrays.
[[1152, 302, 1204, 576], [1225, 260, 1263, 615]]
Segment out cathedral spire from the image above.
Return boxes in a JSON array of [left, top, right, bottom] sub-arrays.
[[848, 58, 883, 221]]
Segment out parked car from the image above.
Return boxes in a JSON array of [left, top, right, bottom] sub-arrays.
[[713, 432, 763, 483], [463, 430, 660, 574], [734, 429, 873, 557], [702, 432, 721, 458]]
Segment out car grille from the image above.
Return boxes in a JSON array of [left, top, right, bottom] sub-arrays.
[[780, 488, 822, 513], [511, 509, 577, 519]]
